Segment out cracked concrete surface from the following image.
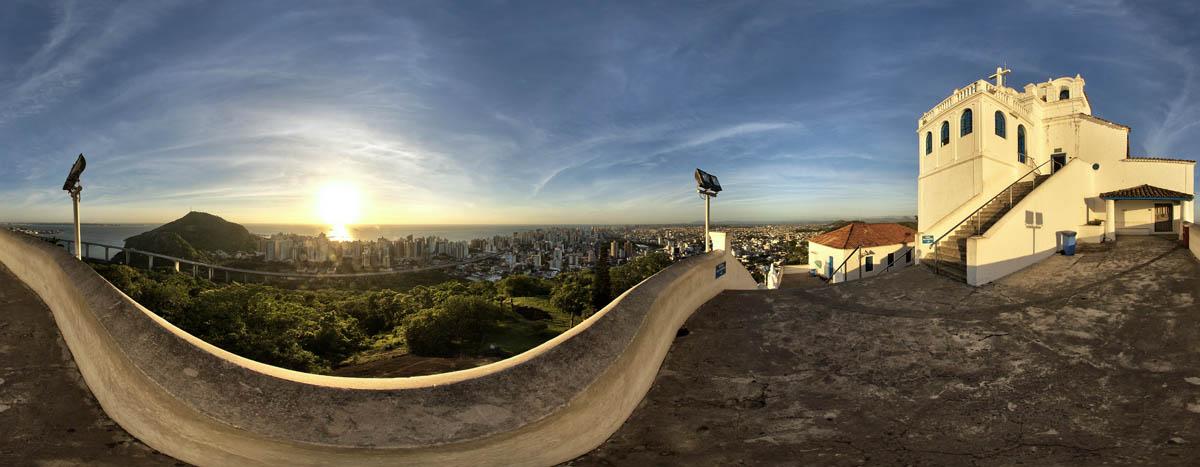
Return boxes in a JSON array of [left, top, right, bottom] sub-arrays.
[[3, 237, 1197, 466], [0, 264, 178, 466], [573, 237, 1200, 466]]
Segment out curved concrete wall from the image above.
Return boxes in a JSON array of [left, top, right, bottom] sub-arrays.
[[0, 229, 755, 466]]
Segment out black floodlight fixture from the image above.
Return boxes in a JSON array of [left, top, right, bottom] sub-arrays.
[[63, 154, 86, 191], [694, 168, 722, 196]]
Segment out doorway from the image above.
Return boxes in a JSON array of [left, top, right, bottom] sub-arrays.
[[1051, 153, 1067, 173], [1154, 203, 1174, 233]]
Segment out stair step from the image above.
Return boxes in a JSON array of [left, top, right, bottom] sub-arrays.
[[929, 262, 967, 282]]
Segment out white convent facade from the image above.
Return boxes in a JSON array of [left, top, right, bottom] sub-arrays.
[[916, 67, 1195, 285]]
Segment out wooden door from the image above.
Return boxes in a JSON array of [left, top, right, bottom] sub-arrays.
[[1154, 203, 1173, 232]]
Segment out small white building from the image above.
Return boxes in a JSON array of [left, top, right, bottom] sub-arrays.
[[808, 222, 916, 283], [916, 67, 1196, 285]]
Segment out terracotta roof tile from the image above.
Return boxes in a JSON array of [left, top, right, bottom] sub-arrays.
[[809, 222, 915, 249], [1100, 184, 1193, 200], [1124, 156, 1196, 164]]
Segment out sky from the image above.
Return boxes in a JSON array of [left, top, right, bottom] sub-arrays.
[[0, 0, 1197, 225]]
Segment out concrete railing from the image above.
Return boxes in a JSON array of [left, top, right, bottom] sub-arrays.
[[1186, 222, 1200, 261], [0, 230, 756, 466]]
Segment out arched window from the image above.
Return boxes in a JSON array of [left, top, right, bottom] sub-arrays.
[[940, 121, 950, 146], [1017, 125, 1027, 163], [994, 111, 1006, 138], [1059, 87, 1070, 100], [925, 132, 932, 155], [960, 108, 973, 136]]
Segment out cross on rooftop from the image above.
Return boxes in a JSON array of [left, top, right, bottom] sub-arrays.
[[989, 66, 1011, 87]]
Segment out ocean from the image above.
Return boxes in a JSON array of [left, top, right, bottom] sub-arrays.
[[5, 222, 580, 247]]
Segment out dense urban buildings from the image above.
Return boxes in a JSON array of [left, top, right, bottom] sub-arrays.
[[249, 222, 849, 285]]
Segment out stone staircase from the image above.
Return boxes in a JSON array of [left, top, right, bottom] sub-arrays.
[[928, 174, 1051, 282]]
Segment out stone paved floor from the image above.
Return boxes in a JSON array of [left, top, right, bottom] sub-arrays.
[[0, 264, 177, 466], [573, 237, 1200, 466]]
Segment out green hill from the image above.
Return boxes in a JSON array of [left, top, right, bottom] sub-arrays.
[[123, 212, 259, 260]]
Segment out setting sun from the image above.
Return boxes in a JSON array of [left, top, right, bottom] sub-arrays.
[[316, 182, 362, 227]]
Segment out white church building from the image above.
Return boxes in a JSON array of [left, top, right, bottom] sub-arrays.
[[917, 68, 1195, 285]]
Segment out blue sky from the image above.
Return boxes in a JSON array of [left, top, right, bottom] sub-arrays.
[[1, 0, 1197, 225]]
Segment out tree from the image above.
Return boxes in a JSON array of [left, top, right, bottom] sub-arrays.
[[498, 274, 550, 298], [551, 273, 592, 327], [609, 252, 672, 293], [590, 244, 612, 312], [403, 296, 504, 357]]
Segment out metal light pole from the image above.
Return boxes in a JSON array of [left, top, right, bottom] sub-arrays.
[[62, 154, 87, 260], [694, 168, 722, 252], [703, 193, 711, 252]]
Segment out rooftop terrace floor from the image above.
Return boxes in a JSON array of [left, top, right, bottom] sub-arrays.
[[573, 236, 1200, 466], [2, 236, 1198, 465], [0, 263, 177, 466]]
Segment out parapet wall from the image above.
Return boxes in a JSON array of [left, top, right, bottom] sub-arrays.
[[0, 229, 756, 466]]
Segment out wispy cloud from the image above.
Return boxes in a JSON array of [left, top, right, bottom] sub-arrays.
[[0, 0, 1196, 223]]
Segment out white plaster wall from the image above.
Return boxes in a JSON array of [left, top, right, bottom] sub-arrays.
[[1189, 223, 1200, 261], [808, 242, 844, 282], [1104, 160, 1194, 197], [967, 159, 1091, 285], [1076, 224, 1106, 243], [918, 159, 981, 232], [841, 242, 914, 281], [1115, 200, 1182, 235]]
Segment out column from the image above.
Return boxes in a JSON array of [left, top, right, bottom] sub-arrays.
[[173, 261, 180, 273], [1104, 199, 1116, 241], [1184, 199, 1195, 224], [148, 256, 154, 269]]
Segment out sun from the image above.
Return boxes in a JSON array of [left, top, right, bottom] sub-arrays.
[[316, 182, 362, 227]]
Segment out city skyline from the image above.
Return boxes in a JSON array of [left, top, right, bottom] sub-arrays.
[[2, 1, 1198, 224]]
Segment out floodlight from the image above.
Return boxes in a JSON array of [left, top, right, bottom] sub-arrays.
[[62, 154, 86, 260], [63, 154, 86, 191], [694, 168, 723, 252], [694, 168, 722, 196]]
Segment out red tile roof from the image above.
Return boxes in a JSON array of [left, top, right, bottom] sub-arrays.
[[1100, 184, 1193, 200], [1124, 156, 1196, 164], [809, 222, 916, 249]]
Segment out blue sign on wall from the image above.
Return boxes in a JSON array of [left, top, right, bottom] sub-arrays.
[[921, 235, 935, 245], [715, 261, 726, 279]]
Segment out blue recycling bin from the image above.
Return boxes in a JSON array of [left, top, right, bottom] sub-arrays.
[[1061, 231, 1077, 256]]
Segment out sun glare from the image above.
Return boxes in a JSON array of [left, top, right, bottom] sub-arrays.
[[317, 182, 362, 235]]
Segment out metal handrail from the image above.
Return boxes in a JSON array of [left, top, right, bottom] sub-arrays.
[[932, 158, 1053, 247], [930, 158, 1053, 277], [824, 246, 861, 283]]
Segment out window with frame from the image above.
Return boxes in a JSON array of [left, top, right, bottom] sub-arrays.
[[905, 249, 912, 263], [940, 121, 950, 145], [994, 111, 1006, 138], [925, 132, 932, 155], [960, 108, 973, 136], [1017, 125, 1027, 163], [1059, 88, 1070, 100], [887, 253, 894, 267], [864, 256, 874, 272]]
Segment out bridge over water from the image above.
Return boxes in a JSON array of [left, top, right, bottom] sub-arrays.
[[49, 237, 497, 282]]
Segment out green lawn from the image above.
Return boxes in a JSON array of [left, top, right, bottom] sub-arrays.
[[485, 295, 575, 355]]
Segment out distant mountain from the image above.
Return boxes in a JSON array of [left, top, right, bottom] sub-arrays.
[[122, 212, 259, 261]]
